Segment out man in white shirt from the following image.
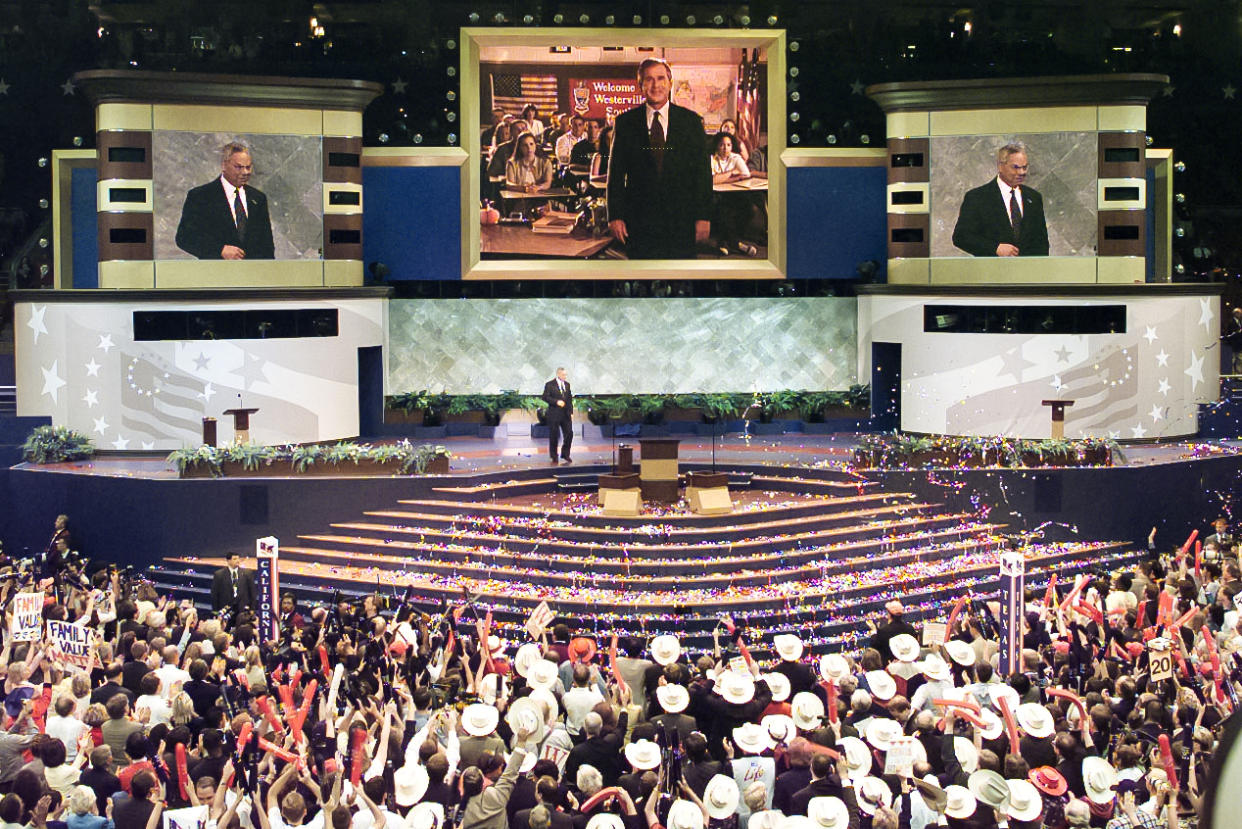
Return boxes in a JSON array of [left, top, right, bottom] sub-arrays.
[[154, 646, 190, 699], [555, 117, 586, 164], [562, 663, 604, 736], [44, 696, 87, 762]]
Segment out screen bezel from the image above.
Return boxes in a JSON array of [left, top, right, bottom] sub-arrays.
[[460, 27, 787, 281]]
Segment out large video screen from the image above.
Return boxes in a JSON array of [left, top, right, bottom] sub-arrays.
[[152, 131, 324, 261], [930, 131, 1098, 258], [463, 29, 785, 277]]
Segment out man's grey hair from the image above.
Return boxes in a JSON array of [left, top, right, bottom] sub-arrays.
[[556, 366, 566, 373], [576, 764, 603, 796], [583, 711, 603, 736], [221, 142, 251, 164], [997, 142, 1028, 163]]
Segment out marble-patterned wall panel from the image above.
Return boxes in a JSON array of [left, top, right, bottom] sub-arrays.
[[388, 298, 858, 394], [929, 132, 1097, 258], [152, 132, 323, 260]]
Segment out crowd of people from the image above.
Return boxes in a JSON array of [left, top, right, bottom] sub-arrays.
[[1, 518, 1238, 829]]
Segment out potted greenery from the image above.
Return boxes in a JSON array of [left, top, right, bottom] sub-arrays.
[[637, 394, 668, 425], [22, 426, 95, 464]]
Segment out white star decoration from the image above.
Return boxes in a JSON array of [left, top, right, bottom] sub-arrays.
[[1149, 404, 1164, 422], [82, 390, 98, 408], [1226, 84, 1237, 100], [141, 442, 155, 451], [1131, 423, 1148, 438], [850, 80, 865, 95], [1158, 378, 1171, 396], [1156, 350, 1170, 367], [1185, 351, 1205, 391], [60, 79, 75, 96], [92, 416, 109, 435], [40, 362, 66, 402], [1143, 326, 1158, 344], [85, 358, 101, 377], [1049, 374, 1065, 392], [391, 78, 408, 94], [1199, 298, 1215, 332], [26, 306, 47, 344], [110, 436, 130, 450], [0, 79, 9, 96], [97, 334, 114, 353], [199, 382, 216, 403], [1108, 430, 1121, 440]]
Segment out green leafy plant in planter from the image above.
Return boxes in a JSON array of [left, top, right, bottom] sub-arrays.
[[763, 389, 804, 422], [404, 443, 452, 474], [846, 384, 871, 411], [521, 396, 548, 425], [700, 393, 740, 423], [221, 442, 278, 471], [22, 426, 95, 464], [637, 394, 669, 424]]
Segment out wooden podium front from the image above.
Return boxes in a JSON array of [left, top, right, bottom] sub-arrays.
[[639, 438, 680, 503], [223, 407, 260, 445]]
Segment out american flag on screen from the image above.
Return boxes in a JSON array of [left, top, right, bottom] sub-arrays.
[[490, 73, 559, 118], [735, 49, 762, 152]]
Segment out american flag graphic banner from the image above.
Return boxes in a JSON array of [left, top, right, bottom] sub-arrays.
[[490, 73, 560, 119], [735, 49, 762, 152]]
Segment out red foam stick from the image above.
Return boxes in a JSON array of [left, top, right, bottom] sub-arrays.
[[257, 737, 302, 768], [939, 709, 989, 732], [349, 726, 367, 786], [580, 786, 624, 814], [235, 722, 254, 754], [946, 595, 968, 632], [1046, 688, 1090, 730], [1195, 541, 1203, 580], [288, 669, 303, 690], [290, 679, 318, 742], [996, 695, 1020, 750], [1060, 575, 1089, 613], [1158, 734, 1180, 790], [255, 695, 284, 735], [1137, 600, 1149, 627], [270, 666, 284, 685], [806, 743, 842, 761], [175, 743, 190, 801], [1043, 574, 1058, 609], [824, 681, 839, 724], [276, 683, 295, 714], [233, 669, 250, 690], [1179, 530, 1199, 560], [317, 645, 330, 675], [736, 635, 758, 673], [934, 698, 981, 716], [1075, 602, 1104, 627], [1202, 625, 1226, 701], [1157, 592, 1175, 627], [1169, 607, 1198, 631], [607, 635, 628, 695]]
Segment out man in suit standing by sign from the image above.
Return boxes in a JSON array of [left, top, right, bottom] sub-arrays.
[[607, 58, 713, 259], [175, 142, 276, 260], [952, 141, 1049, 257], [210, 552, 255, 617], [542, 367, 573, 465]]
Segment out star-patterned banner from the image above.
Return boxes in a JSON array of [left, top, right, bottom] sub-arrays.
[[858, 292, 1220, 440], [15, 298, 385, 450]]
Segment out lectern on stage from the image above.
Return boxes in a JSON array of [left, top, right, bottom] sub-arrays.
[[1041, 400, 1074, 440], [222, 408, 260, 445], [639, 438, 681, 503]]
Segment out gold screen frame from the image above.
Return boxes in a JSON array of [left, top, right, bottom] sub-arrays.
[[460, 27, 787, 280]]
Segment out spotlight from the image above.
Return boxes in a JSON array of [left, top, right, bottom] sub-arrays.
[[493, 12, 505, 23], [579, 14, 589, 24], [791, 134, 800, 144], [1176, 193, 1186, 204], [686, 15, 696, 25], [713, 15, 723, 25], [768, 15, 778, 25], [72, 136, 83, 147], [448, 133, 457, 144], [790, 91, 800, 102], [790, 67, 799, 77], [1145, 135, 1153, 146], [790, 41, 800, 52], [446, 91, 456, 101], [523, 14, 533, 24], [827, 134, 837, 144], [446, 39, 456, 50], [38, 237, 49, 248], [860, 134, 870, 144], [378, 132, 390, 143], [633, 15, 642, 24], [467, 12, 479, 23], [1175, 225, 1185, 238], [38, 198, 48, 209], [39, 264, 49, 277], [446, 112, 456, 122], [740, 15, 750, 26], [1174, 161, 1186, 173], [37, 157, 48, 168], [660, 15, 669, 25], [413, 134, 423, 144], [446, 66, 456, 77], [790, 112, 799, 122], [1175, 263, 1186, 274], [553, 13, 564, 23], [605, 15, 614, 25]]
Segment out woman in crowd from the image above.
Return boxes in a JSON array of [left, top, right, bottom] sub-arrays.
[[710, 133, 756, 257], [505, 131, 554, 193]]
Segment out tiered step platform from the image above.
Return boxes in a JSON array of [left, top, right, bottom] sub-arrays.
[[151, 466, 1138, 653]]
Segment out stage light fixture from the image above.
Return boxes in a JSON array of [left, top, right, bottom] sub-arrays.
[[1173, 23, 1182, 36], [446, 66, 456, 77], [554, 13, 564, 24], [580, 14, 590, 24], [1174, 161, 1186, 173], [860, 134, 870, 144], [768, 15, 778, 25], [1145, 135, 1153, 146], [468, 12, 479, 23], [790, 112, 799, 122], [493, 12, 505, 23], [790, 134, 800, 144], [39, 198, 48, 209], [790, 67, 799, 77], [633, 15, 643, 24], [446, 112, 456, 122], [72, 136, 83, 147], [686, 15, 696, 25], [713, 15, 723, 25], [790, 91, 799, 102], [40, 264, 49, 277], [790, 42, 799, 51], [1176, 193, 1186, 204], [447, 40, 456, 49], [523, 14, 533, 24], [38, 237, 48, 248], [740, 15, 750, 25], [660, 15, 670, 25], [827, 134, 837, 144], [378, 132, 390, 143], [1175, 225, 1186, 238], [448, 133, 457, 144], [1175, 263, 1186, 274], [413, 134, 423, 144], [606, 15, 615, 25], [447, 91, 456, 101], [37, 157, 48, 168]]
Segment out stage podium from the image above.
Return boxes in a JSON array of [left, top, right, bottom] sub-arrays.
[[222, 408, 260, 445]]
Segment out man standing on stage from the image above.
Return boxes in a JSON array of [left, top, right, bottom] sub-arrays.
[[607, 57, 713, 259], [542, 367, 573, 465], [211, 552, 255, 617]]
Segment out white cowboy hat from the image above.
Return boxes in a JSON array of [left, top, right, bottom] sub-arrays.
[[586, 816, 624, 829], [855, 777, 892, 815], [1006, 779, 1043, 822], [1016, 702, 1055, 739], [778, 817, 815, 829], [529, 687, 558, 722], [514, 643, 544, 678], [478, 673, 505, 705], [666, 801, 704, 829], [734, 722, 776, 755], [864, 670, 896, 702], [506, 697, 547, 745], [1083, 756, 1119, 804], [864, 718, 903, 752], [527, 659, 559, 691], [624, 739, 662, 771], [774, 634, 805, 662], [703, 775, 740, 820], [953, 736, 979, 774], [968, 770, 1011, 812], [988, 684, 1020, 714], [944, 640, 976, 667], [762, 714, 797, 745], [976, 707, 1005, 741], [487, 635, 506, 658], [890, 735, 927, 767], [461, 703, 499, 737], [519, 750, 539, 774], [651, 635, 681, 666], [763, 672, 792, 703], [837, 736, 872, 780], [406, 803, 444, 829], [944, 785, 977, 820], [791, 692, 825, 731], [819, 653, 851, 683], [716, 671, 756, 705], [890, 634, 921, 663], [394, 762, 429, 807], [806, 797, 849, 829], [657, 683, 690, 714], [921, 655, 951, 682], [748, 812, 783, 829]]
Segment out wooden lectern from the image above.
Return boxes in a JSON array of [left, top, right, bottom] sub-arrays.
[[1040, 399, 1074, 439], [222, 408, 260, 445], [639, 438, 680, 503]]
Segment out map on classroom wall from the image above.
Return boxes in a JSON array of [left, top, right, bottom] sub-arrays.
[[672, 65, 736, 131]]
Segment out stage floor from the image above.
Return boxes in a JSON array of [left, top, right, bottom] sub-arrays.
[[13, 432, 1241, 479]]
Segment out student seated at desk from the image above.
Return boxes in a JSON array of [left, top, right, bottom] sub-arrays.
[[505, 131, 554, 192], [710, 132, 757, 256], [589, 125, 614, 180]]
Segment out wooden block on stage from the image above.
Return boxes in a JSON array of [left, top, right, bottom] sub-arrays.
[[638, 438, 681, 460], [602, 489, 642, 516], [687, 471, 729, 489], [598, 473, 641, 506], [640, 458, 680, 481], [688, 486, 734, 515], [641, 479, 680, 503]]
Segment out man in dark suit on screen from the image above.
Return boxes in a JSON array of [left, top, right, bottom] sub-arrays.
[[952, 141, 1049, 257], [607, 58, 713, 259], [211, 552, 256, 617], [542, 367, 573, 466], [175, 142, 276, 260]]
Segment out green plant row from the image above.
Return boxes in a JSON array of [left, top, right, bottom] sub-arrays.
[[22, 426, 95, 464], [167, 441, 452, 477], [853, 432, 1124, 469], [387, 386, 871, 418]]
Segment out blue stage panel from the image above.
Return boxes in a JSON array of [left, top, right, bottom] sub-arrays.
[[362, 166, 461, 280], [71, 167, 99, 289], [787, 166, 887, 280]]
